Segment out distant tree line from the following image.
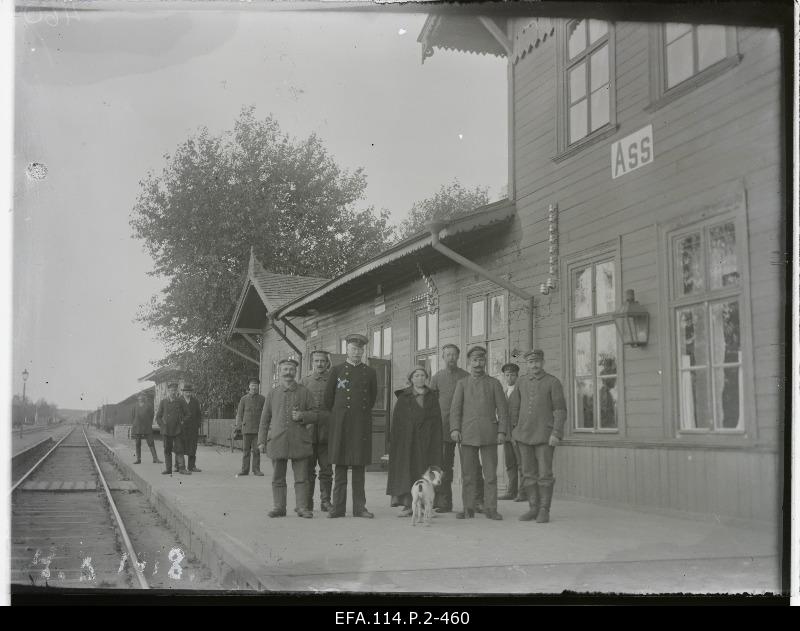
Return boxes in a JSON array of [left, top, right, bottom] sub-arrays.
[[11, 395, 60, 426]]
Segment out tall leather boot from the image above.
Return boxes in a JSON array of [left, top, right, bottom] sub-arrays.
[[515, 471, 527, 501], [536, 484, 553, 523], [269, 486, 287, 517], [188, 456, 201, 472], [149, 443, 162, 463], [320, 477, 332, 512], [306, 467, 317, 513], [518, 485, 541, 522], [178, 455, 191, 475], [134, 442, 142, 464]]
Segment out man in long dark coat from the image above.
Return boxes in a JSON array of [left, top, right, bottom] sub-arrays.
[[131, 392, 161, 465], [300, 350, 333, 512], [323, 334, 378, 518], [155, 381, 190, 475], [181, 383, 203, 473], [235, 378, 265, 476]]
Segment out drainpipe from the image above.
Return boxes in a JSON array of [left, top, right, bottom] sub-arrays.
[[427, 220, 536, 351]]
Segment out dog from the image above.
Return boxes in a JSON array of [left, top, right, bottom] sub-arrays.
[[411, 466, 444, 527]]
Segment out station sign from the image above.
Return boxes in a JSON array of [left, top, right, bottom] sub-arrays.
[[611, 124, 653, 179]]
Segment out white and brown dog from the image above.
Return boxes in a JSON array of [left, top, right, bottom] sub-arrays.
[[411, 466, 444, 527]]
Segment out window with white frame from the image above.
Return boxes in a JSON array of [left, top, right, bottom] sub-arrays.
[[669, 218, 743, 432], [369, 322, 392, 359], [467, 290, 507, 378], [414, 307, 438, 377], [568, 257, 620, 431]]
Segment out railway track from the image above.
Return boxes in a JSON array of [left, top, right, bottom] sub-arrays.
[[11, 426, 149, 589]]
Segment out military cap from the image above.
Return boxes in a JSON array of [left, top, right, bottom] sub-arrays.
[[501, 363, 520, 374], [524, 349, 545, 360], [166, 381, 179, 389], [466, 345, 487, 358], [248, 377, 260, 385], [441, 343, 461, 354], [278, 358, 299, 368], [181, 383, 195, 392], [345, 333, 369, 347]]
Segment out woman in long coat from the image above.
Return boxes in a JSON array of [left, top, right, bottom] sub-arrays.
[[386, 367, 443, 517]]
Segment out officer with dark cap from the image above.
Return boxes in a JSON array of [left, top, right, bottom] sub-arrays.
[[181, 383, 203, 472], [508, 349, 567, 524], [235, 377, 266, 476], [155, 381, 190, 475], [449, 345, 509, 520], [498, 363, 525, 501], [300, 350, 333, 512], [323, 333, 378, 518]]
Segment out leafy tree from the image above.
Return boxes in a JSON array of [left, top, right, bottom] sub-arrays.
[[398, 180, 490, 240], [131, 107, 395, 413]]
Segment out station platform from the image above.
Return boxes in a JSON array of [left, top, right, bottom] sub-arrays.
[[95, 428, 782, 595]]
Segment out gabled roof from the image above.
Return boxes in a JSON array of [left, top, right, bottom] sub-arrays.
[[138, 364, 185, 384], [418, 14, 508, 64]]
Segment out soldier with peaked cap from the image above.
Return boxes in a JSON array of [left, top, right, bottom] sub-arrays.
[[235, 377, 266, 476], [323, 333, 378, 518], [508, 349, 567, 524], [498, 363, 526, 502], [181, 383, 203, 473], [131, 392, 161, 465], [449, 345, 510, 520], [258, 359, 320, 518], [300, 350, 333, 512], [156, 381, 190, 475]]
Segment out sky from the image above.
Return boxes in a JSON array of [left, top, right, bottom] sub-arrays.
[[11, 5, 508, 410]]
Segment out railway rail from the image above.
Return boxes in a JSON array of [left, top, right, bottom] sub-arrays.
[[11, 426, 149, 589]]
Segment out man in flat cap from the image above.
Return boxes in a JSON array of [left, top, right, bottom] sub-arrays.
[[300, 350, 333, 512], [156, 381, 190, 475], [324, 334, 378, 518], [181, 383, 203, 473], [499, 363, 525, 502], [258, 359, 320, 518], [235, 377, 266, 476], [449, 346, 510, 520], [430, 344, 484, 514], [508, 349, 567, 523]]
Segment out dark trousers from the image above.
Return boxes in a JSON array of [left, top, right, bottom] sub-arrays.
[[503, 440, 524, 497], [183, 428, 199, 457], [436, 441, 485, 509], [307, 442, 333, 507], [460, 444, 498, 513], [163, 434, 184, 472], [331, 464, 367, 515], [272, 458, 309, 512], [134, 436, 158, 462], [241, 433, 261, 474], [518, 442, 555, 488]]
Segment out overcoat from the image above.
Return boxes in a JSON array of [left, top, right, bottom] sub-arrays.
[[182, 396, 202, 435], [130, 402, 154, 437], [258, 382, 320, 460], [324, 361, 378, 466], [299, 370, 330, 444], [235, 393, 266, 434], [449, 373, 510, 446], [508, 371, 567, 445], [386, 386, 443, 497], [156, 396, 188, 437], [429, 367, 470, 444]]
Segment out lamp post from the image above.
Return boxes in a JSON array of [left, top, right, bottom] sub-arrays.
[[21, 368, 29, 437]]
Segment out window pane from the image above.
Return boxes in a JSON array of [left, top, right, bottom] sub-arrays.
[[573, 267, 592, 319], [678, 305, 708, 367], [594, 260, 615, 314], [416, 314, 427, 351], [340, 339, 347, 354], [470, 300, 485, 338], [569, 62, 586, 103], [372, 330, 381, 357], [568, 20, 587, 58], [486, 341, 506, 379], [590, 86, 610, 131], [598, 377, 618, 428], [428, 313, 438, 348], [710, 301, 740, 365], [709, 222, 739, 289], [666, 32, 694, 88], [569, 100, 588, 143], [714, 366, 741, 429], [575, 378, 595, 429], [596, 324, 617, 376], [588, 19, 608, 44], [489, 295, 506, 337], [679, 369, 712, 429], [697, 24, 727, 70], [665, 22, 692, 44], [590, 44, 609, 91], [676, 232, 704, 295], [574, 330, 592, 376], [383, 326, 392, 357], [429, 353, 438, 376]]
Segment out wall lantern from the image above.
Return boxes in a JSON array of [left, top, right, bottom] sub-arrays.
[[614, 289, 650, 347]]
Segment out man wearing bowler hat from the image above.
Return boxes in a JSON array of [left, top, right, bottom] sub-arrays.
[[300, 350, 333, 512], [181, 383, 203, 473], [156, 381, 190, 475], [498, 363, 525, 502], [449, 345, 509, 520], [508, 349, 567, 523], [324, 333, 378, 518], [235, 377, 266, 476]]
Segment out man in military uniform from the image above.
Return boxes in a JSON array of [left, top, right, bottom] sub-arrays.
[[155, 381, 190, 475], [181, 383, 203, 473], [235, 378, 266, 476], [498, 363, 525, 502], [323, 334, 378, 518], [449, 346, 509, 520], [508, 350, 567, 523], [258, 359, 320, 518], [131, 392, 161, 465], [430, 344, 484, 513], [300, 350, 333, 512]]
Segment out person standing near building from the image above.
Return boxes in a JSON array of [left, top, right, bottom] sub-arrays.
[[156, 381, 190, 475], [181, 383, 203, 473], [498, 363, 525, 502], [430, 344, 484, 514], [300, 350, 333, 512], [508, 349, 567, 524], [131, 392, 161, 465], [258, 359, 320, 519], [235, 378, 266, 476], [324, 334, 378, 519], [449, 346, 509, 520]]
